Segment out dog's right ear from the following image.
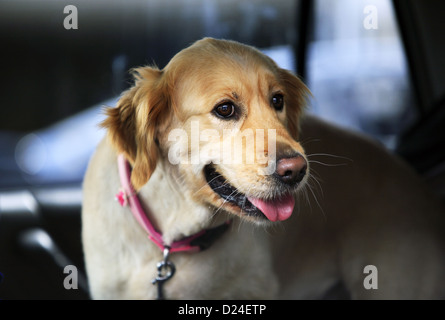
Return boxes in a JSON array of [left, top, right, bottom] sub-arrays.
[[101, 66, 168, 190]]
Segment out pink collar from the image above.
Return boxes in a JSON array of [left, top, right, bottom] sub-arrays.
[[115, 154, 230, 254]]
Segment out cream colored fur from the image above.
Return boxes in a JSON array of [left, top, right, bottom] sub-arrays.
[[82, 38, 445, 299]]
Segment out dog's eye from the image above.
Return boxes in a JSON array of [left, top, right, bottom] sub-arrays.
[[271, 94, 284, 111], [214, 102, 236, 119]]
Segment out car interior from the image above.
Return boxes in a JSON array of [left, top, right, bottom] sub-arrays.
[[0, 0, 444, 299]]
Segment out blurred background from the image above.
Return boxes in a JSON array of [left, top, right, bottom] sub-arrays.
[[0, 0, 444, 299]]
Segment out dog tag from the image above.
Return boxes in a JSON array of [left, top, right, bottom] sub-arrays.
[[151, 247, 176, 300]]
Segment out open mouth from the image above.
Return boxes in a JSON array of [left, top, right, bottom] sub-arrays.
[[204, 165, 295, 222]]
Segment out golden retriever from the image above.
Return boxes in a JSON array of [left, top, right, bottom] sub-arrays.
[[82, 38, 445, 299]]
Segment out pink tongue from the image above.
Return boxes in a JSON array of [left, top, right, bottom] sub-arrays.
[[247, 194, 295, 222]]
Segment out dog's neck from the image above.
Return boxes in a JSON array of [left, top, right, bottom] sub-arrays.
[[137, 160, 227, 245]]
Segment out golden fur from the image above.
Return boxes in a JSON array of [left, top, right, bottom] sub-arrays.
[[82, 38, 445, 299]]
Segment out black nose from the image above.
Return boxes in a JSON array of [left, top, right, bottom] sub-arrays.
[[275, 155, 307, 186]]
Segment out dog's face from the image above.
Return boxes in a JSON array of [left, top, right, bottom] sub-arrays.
[[103, 38, 310, 224]]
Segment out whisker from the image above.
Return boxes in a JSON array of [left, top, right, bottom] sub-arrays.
[[192, 172, 227, 196], [307, 153, 353, 162], [213, 178, 241, 215], [308, 172, 324, 198], [307, 182, 326, 221], [300, 184, 312, 213], [309, 160, 349, 167], [299, 138, 322, 147]]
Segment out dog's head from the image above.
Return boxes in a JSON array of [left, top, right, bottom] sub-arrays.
[[103, 38, 310, 224]]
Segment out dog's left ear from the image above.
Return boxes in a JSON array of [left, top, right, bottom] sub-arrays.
[[102, 67, 169, 190], [278, 69, 311, 140]]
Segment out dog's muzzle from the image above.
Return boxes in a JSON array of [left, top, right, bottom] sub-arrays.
[[204, 158, 305, 222]]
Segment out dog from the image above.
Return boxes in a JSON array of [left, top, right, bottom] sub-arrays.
[[82, 38, 445, 299]]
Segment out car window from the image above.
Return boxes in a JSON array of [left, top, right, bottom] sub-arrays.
[[307, 0, 416, 149], [0, 0, 301, 188], [0, 0, 419, 189]]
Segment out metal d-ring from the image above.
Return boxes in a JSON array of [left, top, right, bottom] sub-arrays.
[[151, 246, 176, 300]]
